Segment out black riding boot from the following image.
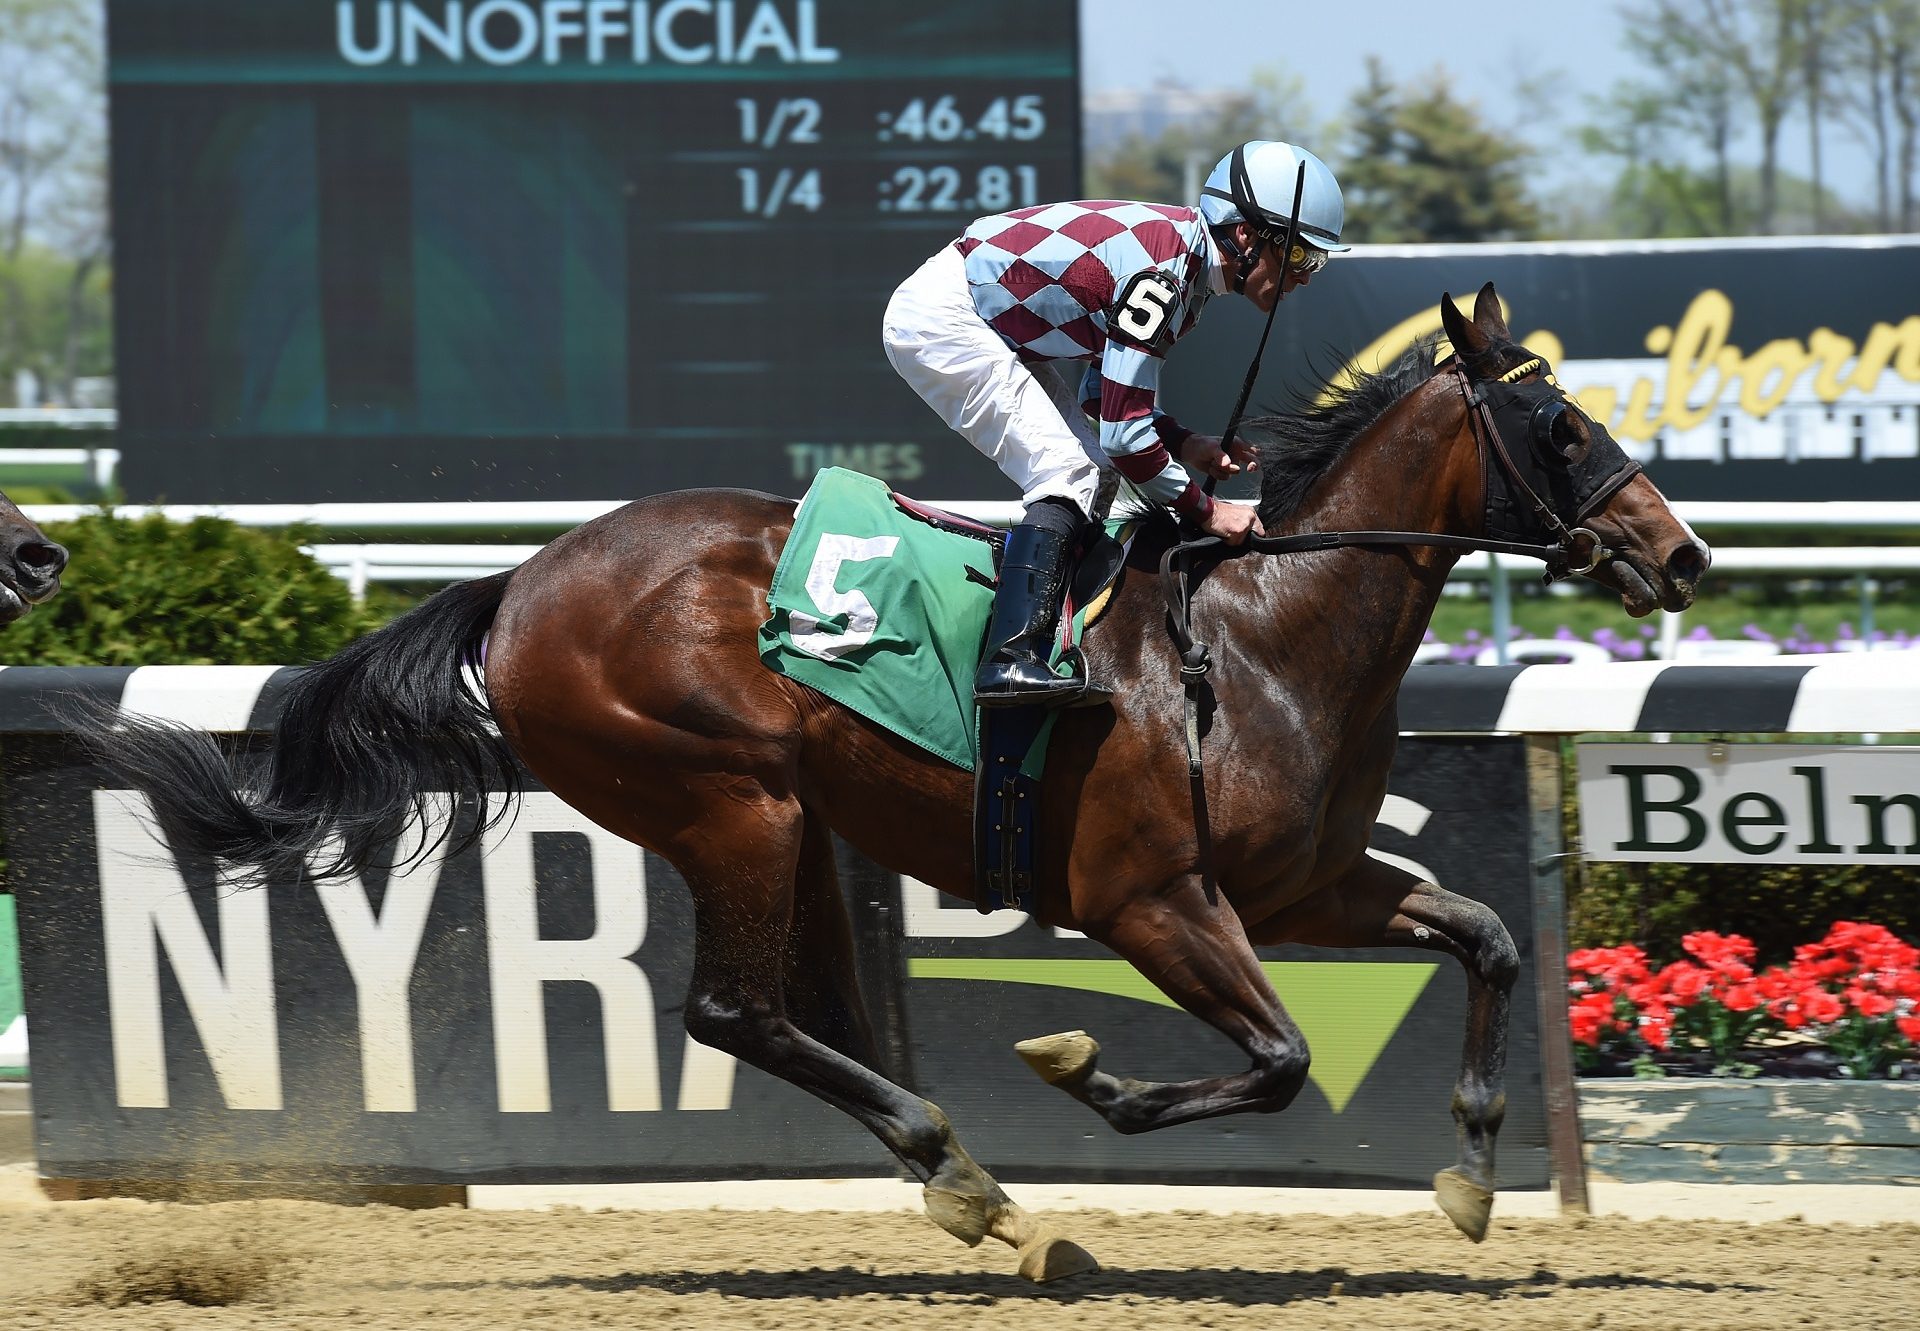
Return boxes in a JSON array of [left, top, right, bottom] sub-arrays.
[[974, 523, 1086, 707]]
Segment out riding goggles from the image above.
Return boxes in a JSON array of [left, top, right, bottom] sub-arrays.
[[1255, 233, 1329, 275]]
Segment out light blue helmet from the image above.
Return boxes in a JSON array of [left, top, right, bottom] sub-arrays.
[[1199, 140, 1349, 255]]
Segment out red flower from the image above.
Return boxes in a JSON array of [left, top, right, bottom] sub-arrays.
[[1570, 1006, 1602, 1046], [1847, 988, 1896, 1019], [1897, 1016, 1920, 1047], [1802, 989, 1845, 1024], [1684, 930, 1756, 968], [1723, 983, 1761, 1013], [1663, 963, 1709, 1003], [1794, 955, 1853, 984]]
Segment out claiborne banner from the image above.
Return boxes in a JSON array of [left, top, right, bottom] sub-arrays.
[[1169, 237, 1920, 505], [1578, 742, 1920, 865]]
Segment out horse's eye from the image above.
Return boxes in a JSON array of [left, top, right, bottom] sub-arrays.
[[1531, 398, 1590, 465]]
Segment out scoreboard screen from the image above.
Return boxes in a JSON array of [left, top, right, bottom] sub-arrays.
[[107, 1, 1080, 502]]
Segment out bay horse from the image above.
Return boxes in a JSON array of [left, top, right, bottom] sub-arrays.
[[0, 488, 67, 623], [93, 285, 1707, 1280]]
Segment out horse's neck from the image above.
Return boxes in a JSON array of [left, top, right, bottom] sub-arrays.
[[1245, 381, 1478, 675], [1285, 380, 1474, 540]]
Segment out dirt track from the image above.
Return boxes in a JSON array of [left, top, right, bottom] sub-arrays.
[[3, 1187, 1916, 1331]]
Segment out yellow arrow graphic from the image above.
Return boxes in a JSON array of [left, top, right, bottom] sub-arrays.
[[908, 958, 1440, 1113]]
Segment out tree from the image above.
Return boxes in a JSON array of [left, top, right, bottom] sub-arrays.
[[1618, 0, 1805, 233], [0, 0, 106, 405], [1336, 59, 1539, 243], [1085, 68, 1323, 205], [1578, 90, 1732, 237], [1605, 2, 1745, 232], [1832, 0, 1920, 229]]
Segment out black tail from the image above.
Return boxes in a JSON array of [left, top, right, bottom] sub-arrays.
[[82, 571, 518, 886]]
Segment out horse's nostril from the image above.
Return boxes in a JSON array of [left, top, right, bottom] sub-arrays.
[[1667, 542, 1710, 586], [18, 541, 67, 576]]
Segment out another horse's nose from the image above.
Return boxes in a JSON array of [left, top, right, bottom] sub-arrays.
[[20, 540, 67, 577], [15, 539, 68, 595]]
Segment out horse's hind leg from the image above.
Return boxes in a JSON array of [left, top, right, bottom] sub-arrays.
[[1285, 856, 1518, 1243], [684, 804, 1096, 1281], [779, 816, 886, 1071]]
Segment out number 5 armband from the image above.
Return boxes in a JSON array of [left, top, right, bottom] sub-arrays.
[[1107, 269, 1183, 353]]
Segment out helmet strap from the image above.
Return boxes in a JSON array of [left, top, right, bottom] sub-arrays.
[[1234, 233, 1264, 295], [1209, 224, 1263, 295]]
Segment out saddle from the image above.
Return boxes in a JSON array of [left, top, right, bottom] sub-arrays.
[[891, 492, 1135, 914], [892, 493, 1132, 631]]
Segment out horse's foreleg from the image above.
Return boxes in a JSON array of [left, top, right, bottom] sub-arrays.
[[682, 802, 1095, 1282], [1285, 855, 1518, 1242], [1019, 876, 1312, 1134]]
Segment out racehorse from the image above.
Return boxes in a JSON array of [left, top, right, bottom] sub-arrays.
[[0, 489, 67, 623], [91, 285, 1707, 1281]]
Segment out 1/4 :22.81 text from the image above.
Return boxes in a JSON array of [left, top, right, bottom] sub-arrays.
[[877, 165, 1038, 213]]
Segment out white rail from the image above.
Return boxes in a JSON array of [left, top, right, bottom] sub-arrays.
[[0, 409, 116, 428], [0, 446, 120, 491]]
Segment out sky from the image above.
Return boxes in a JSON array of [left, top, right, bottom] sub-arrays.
[[1077, 0, 1879, 213]]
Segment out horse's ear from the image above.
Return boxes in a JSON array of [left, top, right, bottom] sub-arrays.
[[1473, 282, 1511, 341], [1439, 292, 1487, 358]]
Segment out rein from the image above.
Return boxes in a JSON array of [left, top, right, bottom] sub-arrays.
[[1158, 362, 1613, 900]]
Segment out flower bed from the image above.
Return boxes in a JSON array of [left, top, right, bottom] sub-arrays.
[[1568, 922, 1920, 1080]]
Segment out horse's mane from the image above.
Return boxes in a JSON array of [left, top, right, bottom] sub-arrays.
[[1244, 335, 1448, 526]]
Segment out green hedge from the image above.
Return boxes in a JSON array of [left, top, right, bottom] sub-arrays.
[[0, 511, 380, 666]]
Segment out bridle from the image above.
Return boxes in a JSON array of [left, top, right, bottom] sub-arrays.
[[1157, 355, 1639, 899]]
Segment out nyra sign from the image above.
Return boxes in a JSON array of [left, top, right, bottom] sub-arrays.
[[1577, 743, 1920, 865]]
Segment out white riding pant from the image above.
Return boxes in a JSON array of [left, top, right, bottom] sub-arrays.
[[883, 244, 1106, 520]]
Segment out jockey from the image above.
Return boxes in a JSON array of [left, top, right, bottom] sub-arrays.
[[883, 139, 1349, 707]]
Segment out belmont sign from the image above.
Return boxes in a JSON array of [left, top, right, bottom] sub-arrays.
[[1578, 743, 1920, 864]]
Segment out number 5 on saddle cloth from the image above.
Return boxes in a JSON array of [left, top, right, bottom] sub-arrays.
[[757, 468, 1132, 912]]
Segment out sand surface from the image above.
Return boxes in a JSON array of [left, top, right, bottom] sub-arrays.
[[3, 1173, 1915, 1330]]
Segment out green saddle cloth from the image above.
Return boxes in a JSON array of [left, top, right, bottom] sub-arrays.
[[759, 467, 1083, 772]]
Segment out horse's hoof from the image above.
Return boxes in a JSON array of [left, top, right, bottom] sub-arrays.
[[1015, 1030, 1100, 1085], [922, 1183, 990, 1247], [1433, 1166, 1494, 1243], [1017, 1233, 1100, 1284]]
